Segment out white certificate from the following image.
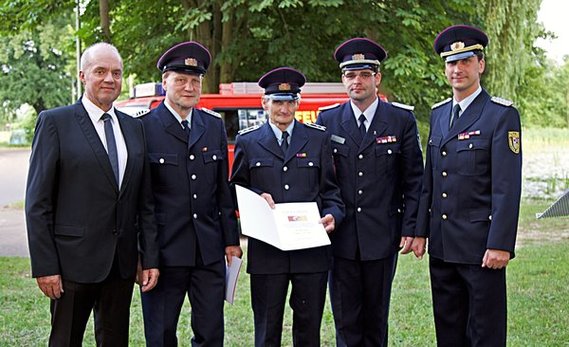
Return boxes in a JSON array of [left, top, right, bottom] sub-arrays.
[[235, 185, 331, 251]]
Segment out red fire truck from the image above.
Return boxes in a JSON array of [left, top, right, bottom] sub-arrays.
[[115, 82, 357, 168]]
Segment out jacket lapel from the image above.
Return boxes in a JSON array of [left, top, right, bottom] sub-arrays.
[[258, 123, 285, 160], [73, 101, 118, 192], [116, 110, 134, 196], [285, 121, 309, 163], [360, 100, 389, 152], [157, 103, 188, 145], [443, 90, 490, 146], [438, 102, 452, 139], [188, 109, 205, 150], [339, 103, 361, 145]]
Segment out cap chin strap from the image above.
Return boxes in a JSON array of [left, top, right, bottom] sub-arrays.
[[339, 59, 380, 69], [440, 44, 484, 58]]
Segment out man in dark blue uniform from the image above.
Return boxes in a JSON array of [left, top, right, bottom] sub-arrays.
[[316, 38, 424, 346], [230, 67, 344, 347], [140, 41, 242, 347], [413, 25, 522, 346]]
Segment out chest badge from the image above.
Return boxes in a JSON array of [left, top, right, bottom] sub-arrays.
[[376, 135, 397, 144], [458, 130, 480, 140], [508, 131, 520, 154]]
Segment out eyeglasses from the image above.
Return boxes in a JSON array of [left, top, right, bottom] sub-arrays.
[[342, 71, 376, 80]]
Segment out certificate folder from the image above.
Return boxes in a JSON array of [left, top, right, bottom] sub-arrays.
[[225, 256, 242, 304], [235, 185, 331, 251]]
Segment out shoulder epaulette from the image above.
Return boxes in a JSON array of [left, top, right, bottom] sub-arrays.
[[200, 107, 221, 118], [305, 122, 326, 131], [318, 103, 341, 112], [134, 109, 151, 118], [491, 96, 514, 107], [391, 102, 415, 111], [431, 98, 451, 109], [238, 124, 261, 135]]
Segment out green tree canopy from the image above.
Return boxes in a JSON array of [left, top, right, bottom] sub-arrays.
[[2, 0, 565, 129]]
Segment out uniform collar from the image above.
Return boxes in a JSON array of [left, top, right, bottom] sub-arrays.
[[350, 97, 379, 126], [268, 120, 295, 140], [164, 99, 193, 129], [453, 85, 482, 115]]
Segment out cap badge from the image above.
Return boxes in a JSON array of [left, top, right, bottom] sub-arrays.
[[450, 41, 465, 51], [278, 83, 291, 91], [184, 58, 198, 67], [352, 53, 365, 61]]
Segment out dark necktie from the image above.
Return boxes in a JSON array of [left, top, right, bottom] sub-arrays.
[[181, 119, 191, 141], [449, 104, 461, 130], [280, 131, 289, 154], [101, 113, 119, 185], [358, 114, 367, 142]]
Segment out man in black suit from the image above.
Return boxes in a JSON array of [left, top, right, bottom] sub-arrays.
[[139, 41, 242, 347], [231, 67, 344, 347], [414, 25, 522, 346], [25, 42, 160, 346], [316, 38, 424, 346]]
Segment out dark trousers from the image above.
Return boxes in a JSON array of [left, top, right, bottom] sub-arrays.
[[250, 272, 328, 347], [329, 255, 397, 347], [48, 270, 135, 347], [429, 256, 507, 347], [141, 260, 226, 347]]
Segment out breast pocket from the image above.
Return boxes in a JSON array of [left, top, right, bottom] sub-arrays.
[[296, 157, 320, 188], [375, 143, 401, 175], [249, 158, 275, 187], [428, 136, 442, 170], [456, 139, 490, 176], [148, 153, 179, 187], [332, 144, 349, 179], [202, 149, 224, 184]]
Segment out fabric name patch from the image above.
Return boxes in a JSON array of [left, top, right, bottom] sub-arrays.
[[376, 135, 397, 144], [458, 130, 480, 140], [331, 134, 345, 144]]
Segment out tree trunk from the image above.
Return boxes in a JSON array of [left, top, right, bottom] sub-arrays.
[[99, 0, 111, 43]]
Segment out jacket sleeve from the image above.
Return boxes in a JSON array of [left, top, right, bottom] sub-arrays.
[[136, 119, 160, 269], [318, 133, 345, 225], [25, 112, 61, 277], [217, 124, 240, 247], [487, 106, 522, 254], [399, 112, 424, 237], [415, 114, 435, 238]]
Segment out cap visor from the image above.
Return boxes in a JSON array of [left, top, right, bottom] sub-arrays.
[[444, 51, 476, 63], [267, 93, 299, 101]]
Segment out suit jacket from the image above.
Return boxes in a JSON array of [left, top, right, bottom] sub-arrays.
[[230, 121, 344, 274], [415, 89, 522, 264], [140, 103, 239, 267], [26, 100, 159, 283]]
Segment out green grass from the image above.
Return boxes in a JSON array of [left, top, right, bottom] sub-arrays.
[[1, 199, 568, 346]]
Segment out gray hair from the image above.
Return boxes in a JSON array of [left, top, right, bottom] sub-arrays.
[[80, 42, 123, 71]]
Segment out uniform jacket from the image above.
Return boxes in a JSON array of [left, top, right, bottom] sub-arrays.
[[230, 120, 344, 274], [415, 89, 522, 264], [26, 100, 159, 283], [316, 101, 424, 260], [141, 102, 239, 267]]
